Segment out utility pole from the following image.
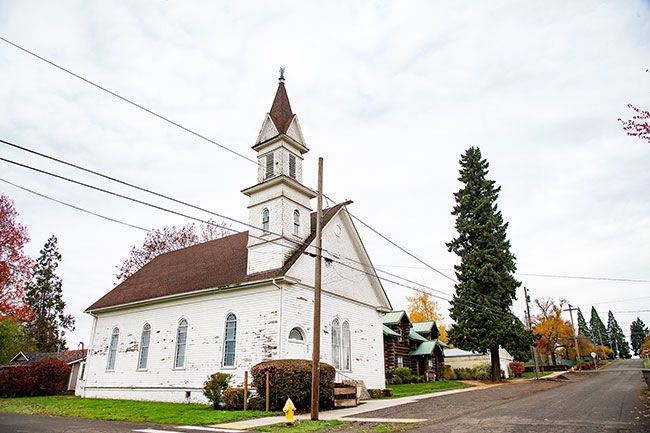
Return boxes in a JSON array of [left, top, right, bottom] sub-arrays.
[[310, 157, 324, 421], [564, 304, 581, 371], [523, 286, 540, 380]]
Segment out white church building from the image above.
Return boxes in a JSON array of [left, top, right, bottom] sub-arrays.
[[76, 75, 392, 403]]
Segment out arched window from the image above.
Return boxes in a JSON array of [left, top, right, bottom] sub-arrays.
[[223, 313, 237, 367], [331, 319, 341, 370], [174, 319, 188, 368], [107, 327, 119, 371], [293, 210, 300, 236], [288, 327, 305, 342], [262, 208, 270, 233], [138, 323, 151, 370], [342, 321, 351, 371]]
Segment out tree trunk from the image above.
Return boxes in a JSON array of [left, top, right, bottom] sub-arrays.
[[551, 350, 557, 366], [490, 345, 501, 381]]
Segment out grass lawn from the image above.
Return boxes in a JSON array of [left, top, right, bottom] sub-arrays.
[[520, 371, 554, 379], [257, 420, 416, 433], [643, 358, 649, 369], [386, 381, 472, 399], [0, 395, 278, 425]]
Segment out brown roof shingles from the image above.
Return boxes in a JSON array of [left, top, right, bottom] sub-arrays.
[[86, 204, 347, 312], [269, 81, 294, 134]]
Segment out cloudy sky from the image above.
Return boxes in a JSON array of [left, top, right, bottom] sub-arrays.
[[1, 1, 649, 349]]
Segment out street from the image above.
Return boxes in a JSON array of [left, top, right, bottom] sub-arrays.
[[0, 359, 648, 433], [355, 359, 650, 432]]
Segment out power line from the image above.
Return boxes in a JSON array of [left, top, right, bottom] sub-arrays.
[[0, 156, 527, 323], [0, 36, 258, 166], [0, 177, 149, 232]]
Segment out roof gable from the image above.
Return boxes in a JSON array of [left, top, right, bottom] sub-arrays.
[[286, 205, 391, 309], [412, 320, 437, 333], [383, 310, 410, 325]]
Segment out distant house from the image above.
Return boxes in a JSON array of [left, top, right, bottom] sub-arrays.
[[8, 350, 87, 391], [444, 347, 513, 378], [382, 311, 446, 381]]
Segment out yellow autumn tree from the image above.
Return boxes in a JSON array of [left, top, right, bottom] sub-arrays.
[[407, 290, 444, 323], [533, 298, 575, 366], [437, 324, 449, 344]]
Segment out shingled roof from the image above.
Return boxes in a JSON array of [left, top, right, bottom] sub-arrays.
[[269, 81, 294, 134], [86, 204, 346, 312]]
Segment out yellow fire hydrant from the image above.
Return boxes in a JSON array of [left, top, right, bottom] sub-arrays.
[[283, 398, 296, 425]]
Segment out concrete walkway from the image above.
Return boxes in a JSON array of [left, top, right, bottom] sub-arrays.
[[211, 384, 496, 430]]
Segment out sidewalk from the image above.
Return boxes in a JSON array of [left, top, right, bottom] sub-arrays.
[[210, 384, 495, 430]]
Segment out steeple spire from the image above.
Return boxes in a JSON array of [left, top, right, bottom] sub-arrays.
[[269, 68, 294, 134]]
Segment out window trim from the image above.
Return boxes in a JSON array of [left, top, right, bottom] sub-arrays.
[[106, 327, 119, 371], [289, 153, 296, 179], [222, 312, 237, 368], [288, 326, 305, 344], [341, 320, 352, 372], [331, 319, 341, 370], [262, 208, 270, 233], [173, 318, 188, 370], [265, 152, 274, 179], [293, 209, 300, 236], [137, 323, 151, 371]]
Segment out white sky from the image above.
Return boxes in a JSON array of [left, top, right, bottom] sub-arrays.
[[1, 1, 649, 349]]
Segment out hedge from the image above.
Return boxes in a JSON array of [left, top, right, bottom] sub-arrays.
[[251, 359, 335, 411], [0, 358, 71, 397]]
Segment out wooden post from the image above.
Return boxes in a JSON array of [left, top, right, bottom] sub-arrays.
[[310, 157, 324, 421], [243, 371, 248, 410], [265, 371, 270, 412], [523, 286, 540, 380], [564, 304, 581, 371]]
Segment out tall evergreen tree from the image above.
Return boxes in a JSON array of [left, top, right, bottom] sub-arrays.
[[446, 147, 532, 381], [606, 311, 631, 358], [577, 308, 591, 339], [589, 307, 609, 348], [24, 236, 74, 351], [630, 318, 648, 356]]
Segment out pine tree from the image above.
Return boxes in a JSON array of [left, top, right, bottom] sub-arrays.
[[577, 308, 591, 339], [589, 307, 609, 348], [630, 318, 648, 356], [606, 311, 631, 358], [24, 236, 74, 351], [446, 147, 532, 381]]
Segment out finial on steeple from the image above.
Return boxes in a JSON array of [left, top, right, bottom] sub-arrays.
[[279, 67, 285, 83]]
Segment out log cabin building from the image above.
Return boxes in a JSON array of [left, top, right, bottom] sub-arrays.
[[383, 311, 446, 381]]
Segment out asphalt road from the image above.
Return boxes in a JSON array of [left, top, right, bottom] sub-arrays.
[[355, 358, 650, 432]]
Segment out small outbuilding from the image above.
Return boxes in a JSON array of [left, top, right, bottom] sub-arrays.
[[444, 347, 513, 378]]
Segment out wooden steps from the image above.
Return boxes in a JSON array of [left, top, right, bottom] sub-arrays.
[[334, 383, 358, 408]]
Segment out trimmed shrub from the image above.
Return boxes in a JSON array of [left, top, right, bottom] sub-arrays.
[[368, 388, 383, 399], [203, 373, 232, 409], [381, 388, 393, 398], [509, 362, 525, 377], [251, 359, 335, 411], [391, 375, 403, 385], [0, 359, 70, 398], [223, 387, 245, 410], [442, 365, 456, 380]]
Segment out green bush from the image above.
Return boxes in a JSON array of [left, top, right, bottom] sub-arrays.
[[454, 364, 491, 380], [442, 365, 456, 380], [368, 388, 383, 399], [391, 375, 402, 384], [394, 367, 415, 384], [382, 388, 393, 398], [223, 387, 245, 410], [251, 359, 335, 411], [248, 395, 266, 410], [203, 373, 232, 409]]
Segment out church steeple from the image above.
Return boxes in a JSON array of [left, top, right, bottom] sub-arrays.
[[242, 72, 316, 275], [268, 71, 294, 134]]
